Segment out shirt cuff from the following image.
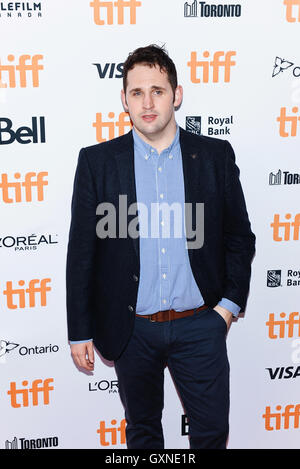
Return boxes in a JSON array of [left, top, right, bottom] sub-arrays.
[[69, 339, 93, 344], [218, 298, 241, 317]]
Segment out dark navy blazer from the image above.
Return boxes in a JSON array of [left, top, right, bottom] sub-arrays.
[[66, 127, 255, 361]]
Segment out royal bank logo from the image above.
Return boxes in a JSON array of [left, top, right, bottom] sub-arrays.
[[269, 170, 300, 185], [267, 269, 300, 288], [184, 1, 241, 18], [272, 57, 300, 78], [186, 116, 202, 135], [186, 114, 234, 136], [267, 270, 282, 287]]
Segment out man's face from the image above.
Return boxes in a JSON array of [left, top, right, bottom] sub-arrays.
[[121, 63, 182, 140]]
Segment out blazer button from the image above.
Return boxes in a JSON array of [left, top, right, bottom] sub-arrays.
[[128, 305, 134, 312], [133, 274, 138, 282]]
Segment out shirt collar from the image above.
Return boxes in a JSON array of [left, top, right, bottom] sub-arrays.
[[132, 123, 179, 158]]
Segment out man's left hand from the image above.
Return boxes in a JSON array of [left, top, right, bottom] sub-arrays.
[[213, 304, 233, 330]]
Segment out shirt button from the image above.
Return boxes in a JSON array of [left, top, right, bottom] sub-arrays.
[[158, 166, 162, 172], [133, 274, 138, 282], [162, 299, 167, 304], [160, 220, 164, 226], [145, 155, 149, 160], [161, 248, 166, 254], [169, 154, 173, 159], [160, 193, 164, 199], [128, 305, 134, 312], [162, 273, 167, 279], [151, 149, 155, 153]]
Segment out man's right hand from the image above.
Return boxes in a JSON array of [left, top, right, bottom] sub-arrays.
[[70, 341, 94, 371]]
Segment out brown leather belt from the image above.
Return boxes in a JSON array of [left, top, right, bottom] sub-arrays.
[[136, 304, 208, 322]]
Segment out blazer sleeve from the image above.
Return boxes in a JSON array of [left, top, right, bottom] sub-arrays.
[[66, 148, 98, 341], [222, 141, 256, 311]]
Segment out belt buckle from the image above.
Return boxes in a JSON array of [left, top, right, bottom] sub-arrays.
[[150, 314, 156, 322]]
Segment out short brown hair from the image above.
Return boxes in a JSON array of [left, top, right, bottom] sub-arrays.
[[122, 44, 178, 100]]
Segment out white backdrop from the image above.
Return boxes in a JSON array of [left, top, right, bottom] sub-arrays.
[[1, 0, 300, 449]]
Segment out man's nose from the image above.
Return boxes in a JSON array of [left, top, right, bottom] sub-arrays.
[[143, 93, 154, 109]]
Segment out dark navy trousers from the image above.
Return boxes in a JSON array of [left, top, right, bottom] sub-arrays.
[[114, 306, 230, 449]]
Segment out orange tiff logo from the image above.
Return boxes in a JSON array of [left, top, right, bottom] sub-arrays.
[[263, 404, 300, 430], [266, 312, 300, 339], [277, 107, 300, 137], [0, 54, 43, 88], [7, 378, 54, 408], [271, 213, 300, 241], [187, 50, 236, 83], [0, 171, 48, 203], [97, 419, 126, 446], [284, 0, 300, 22], [3, 278, 51, 309], [93, 112, 132, 142], [90, 0, 141, 25]]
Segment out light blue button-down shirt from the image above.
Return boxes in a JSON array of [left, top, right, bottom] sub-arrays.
[[70, 124, 240, 343], [132, 123, 240, 318]]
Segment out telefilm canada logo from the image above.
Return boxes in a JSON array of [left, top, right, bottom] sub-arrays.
[[184, 0, 241, 18], [0, 1, 42, 19], [186, 115, 234, 136]]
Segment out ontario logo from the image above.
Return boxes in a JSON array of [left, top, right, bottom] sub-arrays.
[[272, 57, 300, 78]]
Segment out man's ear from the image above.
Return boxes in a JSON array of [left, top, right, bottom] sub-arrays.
[[173, 85, 183, 109], [121, 89, 129, 112]]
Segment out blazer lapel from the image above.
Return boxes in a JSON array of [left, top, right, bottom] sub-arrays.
[[179, 126, 206, 263], [113, 130, 140, 264]]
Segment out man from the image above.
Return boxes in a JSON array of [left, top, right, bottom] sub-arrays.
[[66, 44, 255, 449]]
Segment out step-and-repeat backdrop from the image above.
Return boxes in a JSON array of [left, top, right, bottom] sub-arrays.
[[1, 0, 299, 450]]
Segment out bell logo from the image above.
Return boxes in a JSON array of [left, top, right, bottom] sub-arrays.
[[7, 378, 54, 408], [271, 213, 300, 241], [187, 50, 236, 83], [263, 404, 300, 430], [93, 112, 132, 142], [3, 278, 51, 309], [0, 54, 43, 88], [0, 171, 48, 204], [277, 107, 300, 137], [97, 419, 126, 446], [266, 312, 300, 339], [284, 0, 300, 22], [90, 0, 142, 25]]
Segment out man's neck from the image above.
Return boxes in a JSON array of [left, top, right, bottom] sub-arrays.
[[133, 121, 177, 155]]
